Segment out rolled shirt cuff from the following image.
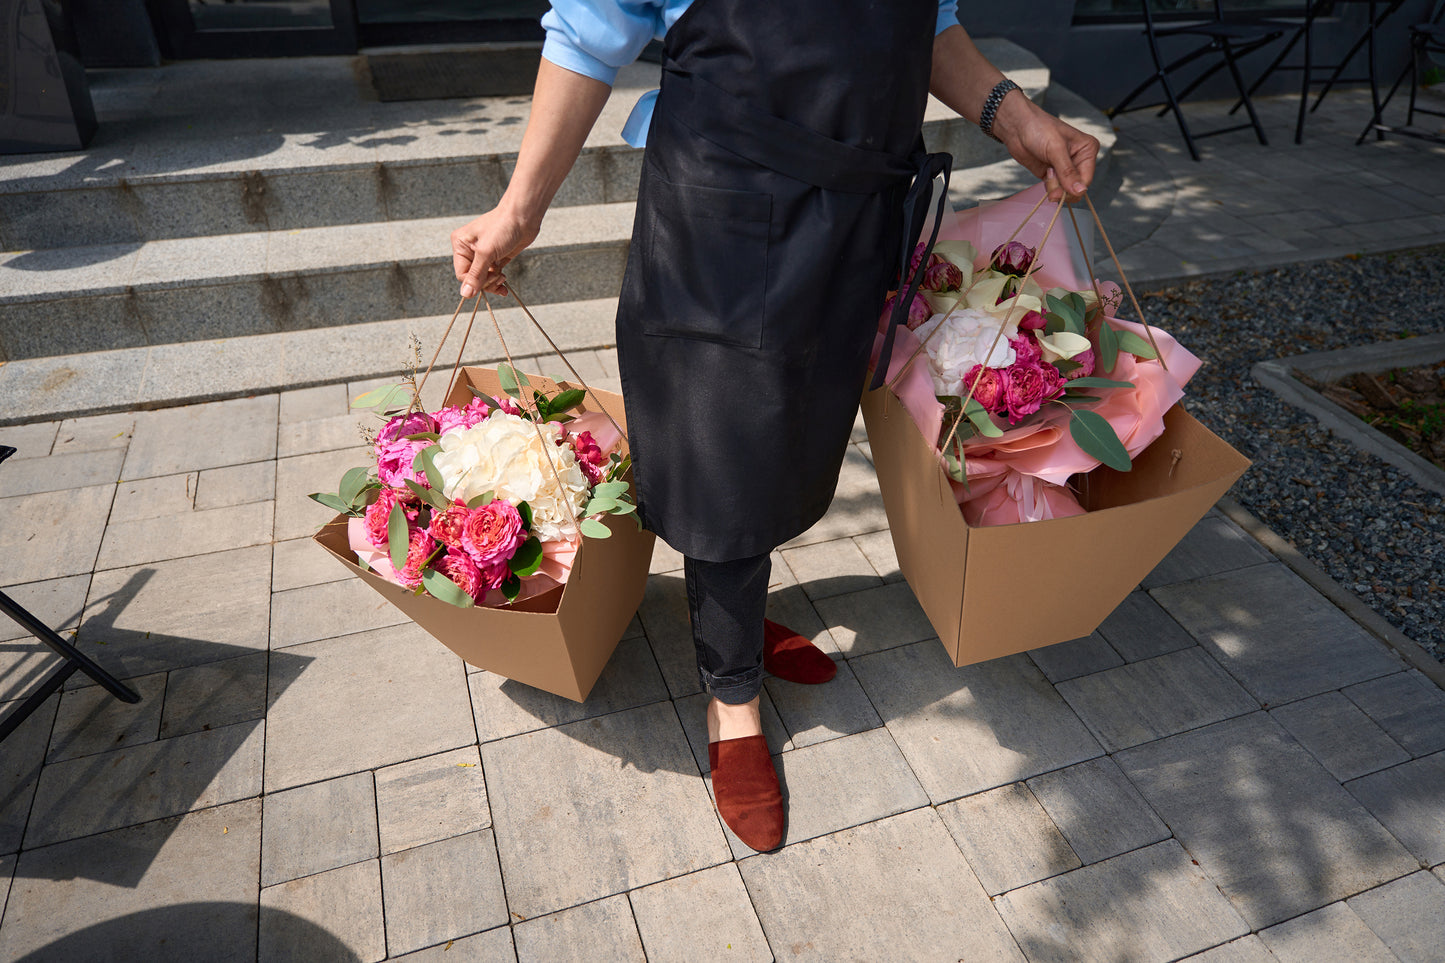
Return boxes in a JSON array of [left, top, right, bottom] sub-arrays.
[[540, 36, 621, 86]]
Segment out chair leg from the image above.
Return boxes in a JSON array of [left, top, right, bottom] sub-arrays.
[[1295, 17, 1313, 143], [1405, 39, 1421, 128], [1157, 69, 1203, 161], [1222, 40, 1270, 147], [1232, 28, 1304, 115]]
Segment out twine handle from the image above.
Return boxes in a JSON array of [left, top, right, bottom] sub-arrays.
[[1081, 192, 1166, 370]]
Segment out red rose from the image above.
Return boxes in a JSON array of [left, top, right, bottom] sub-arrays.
[[1003, 363, 1065, 423], [396, 529, 437, 589], [1018, 309, 1047, 331], [963, 365, 1009, 415], [363, 487, 416, 548], [433, 548, 485, 601], [462, 500, 526, 568], [428, 504, 470, 549]]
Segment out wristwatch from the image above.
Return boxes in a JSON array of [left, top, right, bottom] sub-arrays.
[[979, 78, 1022, 143]]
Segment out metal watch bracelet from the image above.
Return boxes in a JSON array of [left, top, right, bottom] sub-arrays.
[[979, 78, 1021, 142]]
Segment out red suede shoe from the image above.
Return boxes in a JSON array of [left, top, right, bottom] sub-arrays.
[[709, 734, 785, 852], [763, 619, 837, 684]]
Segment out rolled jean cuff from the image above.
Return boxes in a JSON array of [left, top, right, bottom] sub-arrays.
[[699, 664, 764, 705]]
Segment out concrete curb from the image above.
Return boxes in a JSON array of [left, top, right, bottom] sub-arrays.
[[1215, 496, 1445, 692], [1250, 335, 1445, 499], [1126, 240, 1445, 294]]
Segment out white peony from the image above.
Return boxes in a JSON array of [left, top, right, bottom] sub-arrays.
[[913, 308, 1019, 398], [433, 413, 590, 542]]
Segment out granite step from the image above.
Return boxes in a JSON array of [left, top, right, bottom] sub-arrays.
[[0, 40, 1049, 251]]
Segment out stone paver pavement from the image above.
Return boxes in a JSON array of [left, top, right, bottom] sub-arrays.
[[3, 87, 1445, 961]]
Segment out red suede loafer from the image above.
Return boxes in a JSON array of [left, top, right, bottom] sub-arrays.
[[709, 734, 785, 852], [763, 618, 837, 685]]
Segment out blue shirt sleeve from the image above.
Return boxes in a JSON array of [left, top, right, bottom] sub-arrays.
[[936, 0, 959, 35], [540, 0, 667, 86]]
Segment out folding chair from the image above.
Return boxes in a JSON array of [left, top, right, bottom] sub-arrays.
[[0, 445, 140, 743], [1356, 0, 1445, 143], [1231, 0, 1409, 143], [1109, 0, 1286, 161]]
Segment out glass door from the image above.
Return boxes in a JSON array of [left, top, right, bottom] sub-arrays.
[[150, 0, 359, 58]]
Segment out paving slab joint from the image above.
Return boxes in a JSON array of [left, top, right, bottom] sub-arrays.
[[1214, 496, 1445, 691]]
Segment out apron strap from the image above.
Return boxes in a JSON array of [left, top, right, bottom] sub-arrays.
[[868, 149, 952, 391], [664, 69, 917, 194]]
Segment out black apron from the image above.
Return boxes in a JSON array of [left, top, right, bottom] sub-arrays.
[[615, 0, 950, 562]]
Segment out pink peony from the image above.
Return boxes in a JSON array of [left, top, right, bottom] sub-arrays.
[[963, 365, 1009, 415], [991, 241, 1037, 277], [377, 412, 437, 446], [1003, 363, 1066, 424], [478, 559, 512, 593], [568, 430, 607, 486], [922, 259, 964, 293], [1065, 348, 1096, 380], [1010, 334, 1042, 367], [363, 487, 417, 548], [881, 290, 933, 331], [433, 548, 485, 601], [1018, 309, 1048, 331], [909, 241, 930, 276], [395, 528, 437, 589], [462, 500, 526, 568], [434, 399, 492, 435], [376, 412, 439, 489], [428, 503, 470, 549]]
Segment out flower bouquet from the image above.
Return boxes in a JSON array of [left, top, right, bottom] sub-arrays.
[[310, 336, 654, 702], [862, 183, 1250, 666]]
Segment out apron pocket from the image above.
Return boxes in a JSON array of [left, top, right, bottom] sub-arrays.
[[640, 169, 772, 349]]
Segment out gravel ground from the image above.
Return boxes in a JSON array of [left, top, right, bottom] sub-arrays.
[[1122, 246, 1445, 662]]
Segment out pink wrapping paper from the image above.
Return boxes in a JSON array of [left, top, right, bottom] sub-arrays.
[[876, 183, 1204, 526]]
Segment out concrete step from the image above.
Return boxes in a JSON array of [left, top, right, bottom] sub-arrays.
[[0, 297, 625, 427], [0, 204, 636, 361], [0, 39, 1049, 251]]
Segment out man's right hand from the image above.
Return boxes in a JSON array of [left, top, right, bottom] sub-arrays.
[[451, 208, 539, 298]]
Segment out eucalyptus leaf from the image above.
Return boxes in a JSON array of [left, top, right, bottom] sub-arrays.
[[387, 504, 409, 571], [351, 384, 413, 412], [591, 481, 630, 499], [584, 497, 620, 515], [405, 478, 450, 512], [418, 445, 445, 493], [1044, 313, 1067, 335], [423, 569, 476, 608], [508, 537, 544, 578], [467, 386, 505, 410], [608, 501, 637, 515], [580, 517, 612, 539], [308, 491, 355, 515], [402, 431, 441, 442], [1065, 376, 1135, 389], [1070, 409, 1132, 472], [338, 467, 371, 506], [466, 491, 495, 509], [963, 399, 1004, 438], [550, 389, 587, 414], [1063, 311, 1086, 337], [1097, 320, 1120, 374], [497, 364, 531, 399], [1115, 329, 1159, 360], [1059, 392, 1103, 404]]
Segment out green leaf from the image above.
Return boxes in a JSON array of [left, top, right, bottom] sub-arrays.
[[1064, 377, 1135, 389], [338, 467, 371, 507], [466, 490, 495, 509], [1097, 320, 1120, 374], [308, 491, 356, 515], [501, 575, 521, 602], [423, 569, 475, 608], [1043, 313, 1067, 335], [404, 478, 450, 512], [419, 445, 445, 493], [1065, 291, 1089, 316], [580, 517, 612, 539], [963, 399, 1004, 438], [1115, 329, 1159, 360], [402, 431, 441, 442], [516, 501, 534, 531], [590, 481, 630, 499], [387, 504, 410, 571], [608, 501, 637, 515], [1070, 409, 1132, 472], [508, 537, 544, 578], [1053, 358, 1083, 377], [1063, 311, 1086, 337], [351, 384, 413, 412], [584, 497, 620, 515], [467, 386, 505, 410], [1059, 392, 1103, 404], [549, 389, 587, 414], [497, 364, 531, 400]]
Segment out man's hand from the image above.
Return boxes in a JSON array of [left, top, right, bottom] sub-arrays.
[[451, 208, 539, 298], [990, 90, 1099, 202]]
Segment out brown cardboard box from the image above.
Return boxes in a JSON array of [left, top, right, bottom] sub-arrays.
[[861, 389, 1250, 667], [313, 366, 655, 702]]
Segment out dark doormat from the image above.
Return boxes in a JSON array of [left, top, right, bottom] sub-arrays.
[[364, 43, 542, 101]]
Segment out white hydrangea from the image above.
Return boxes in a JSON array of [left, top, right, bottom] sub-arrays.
[[911, 308, 1019, 398]]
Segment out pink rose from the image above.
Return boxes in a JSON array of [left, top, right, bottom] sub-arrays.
[[1010, 334, 1042, 367], [1003, 363, 1065, 423], [363, 487, 417, 548], [434, 399, 492, 435], [991, 241, 1036, 277], [429, 503, 470, 549], [377, 412, 437, 446], [433, 548, 485, 601], [963, 365, 1009, 415], [462, 500, 526, 568], [1066, 349, 1096, 380], [922, 259, 963, 293], [376, 412, 439, 489], [396, 529, 437, 589], [1018, 309, 1047, 331], [478, 559, 511, 593]]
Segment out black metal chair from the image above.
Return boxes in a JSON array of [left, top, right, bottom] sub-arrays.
[[1109, 0, 1287, 161], [1230, 0, 1409, 143], [0, 444, 140, 744], [1356, 0, 1445, 142]]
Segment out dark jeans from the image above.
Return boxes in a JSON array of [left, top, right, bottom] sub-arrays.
[[683, 552, 771, 705]]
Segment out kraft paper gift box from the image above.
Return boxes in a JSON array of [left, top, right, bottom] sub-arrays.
[[861, 389, 1251, 667], [314, 366, 655, 702]]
